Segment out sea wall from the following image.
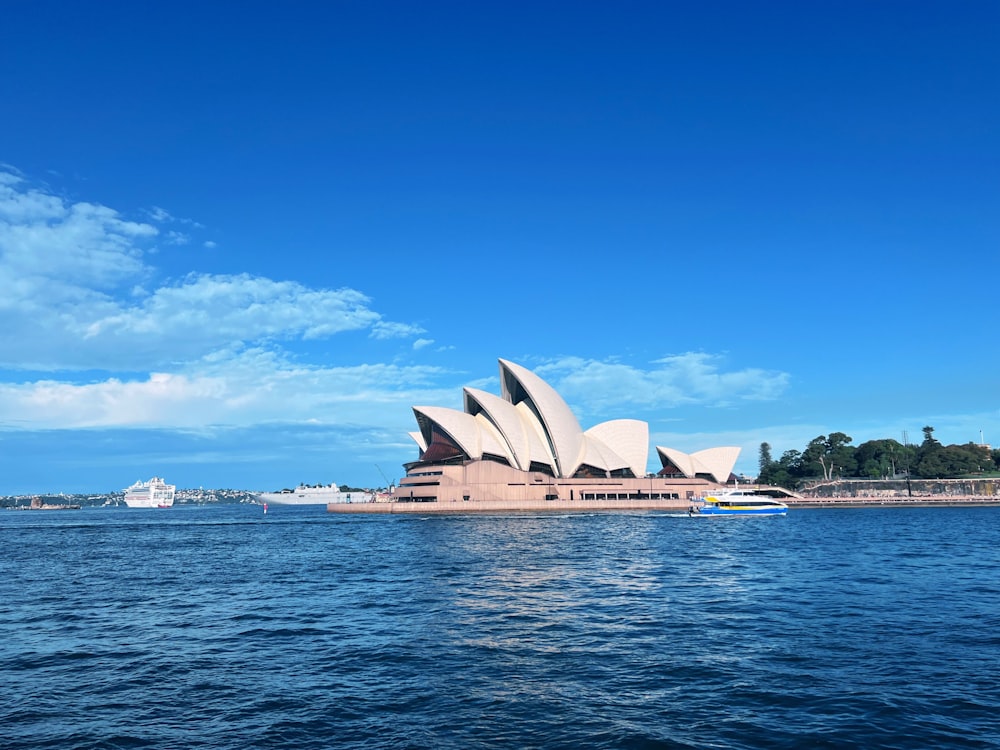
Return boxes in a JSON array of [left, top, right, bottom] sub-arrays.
[[798, 478, 998, 499], [789, 495, 1000, 509]]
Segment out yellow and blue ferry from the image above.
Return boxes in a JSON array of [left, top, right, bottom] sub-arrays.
[[695, 489, 788, 516]]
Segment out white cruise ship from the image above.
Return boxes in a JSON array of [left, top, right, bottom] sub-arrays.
[[256, 483, 374, 505], [124, 477, 176, 508]]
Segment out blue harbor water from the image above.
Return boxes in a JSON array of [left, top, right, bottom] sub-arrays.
[[3, 505, 1000, 749]]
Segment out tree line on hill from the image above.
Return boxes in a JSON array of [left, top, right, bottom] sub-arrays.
[[757, 426, 998, 488]]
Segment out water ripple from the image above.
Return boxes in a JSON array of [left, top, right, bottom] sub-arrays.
[[3, 505, 1000, 748]]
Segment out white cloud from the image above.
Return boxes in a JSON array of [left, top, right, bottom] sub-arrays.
[[412, 338, 434, 350], [0, 169, 429, 371], [1, 187, 154, 293], [0, 373, 228, 428], [0, 170, 66, 222], [370, 320, 426, 340], [538, 353, 790, 413], [165, 230, 190, 245], [83, 273, 383, 342], [146, 206, 203, 229], [0, 353, 457, 430], [148, 206, 173, 222]]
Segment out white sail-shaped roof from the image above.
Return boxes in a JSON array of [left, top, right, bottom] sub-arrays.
[[473, 412, 516, 464], [656, 445, 740, 483], [515, 401, 557, 473], [585, 419, 649, 478], [413, 406, 482, 459], [576, 434, 631, 476], [464, 387, 531, 470], [499, 359, 583, 477], [408, 430, 427, 453], [692, 447, 741, 483], [657, 447, 696, 477]]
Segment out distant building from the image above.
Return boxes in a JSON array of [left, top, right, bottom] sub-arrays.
[[391, 358, 744, 504]]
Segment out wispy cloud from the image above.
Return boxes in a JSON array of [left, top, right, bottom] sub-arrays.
[[1, 176, 154, 296], [165, 230, 190, 245], [147, 206, 172, 222], [0, 347, 457, 430], [0, 169, 428, 373], [371, 321, 426, 340], [82, 273, 385, 346], [536, 353, 790, 413]]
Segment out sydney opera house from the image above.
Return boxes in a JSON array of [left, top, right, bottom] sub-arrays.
[[359, 358, 755, 512]]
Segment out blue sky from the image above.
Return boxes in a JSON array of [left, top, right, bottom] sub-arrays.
[[1, 1, 997, 494]]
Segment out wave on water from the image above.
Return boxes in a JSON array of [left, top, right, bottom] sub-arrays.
[[3, 505, 999, 749]]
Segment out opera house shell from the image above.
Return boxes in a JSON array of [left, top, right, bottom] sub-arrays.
[[386, 358, 745, 508]]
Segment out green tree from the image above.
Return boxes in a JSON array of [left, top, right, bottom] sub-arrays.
[[801, 436, 830, 479], [758, 426, 999, 485], [855, 439, 905, 479], [914, 425, 943, 477], [827, 432, 858, 477], [766, 466, 794, 488], [952, 443, 993, 474], [758, 442, 774, 483], [801, 433, 856, 479], [777, 449, 804, 480], [921, 425, 941, 449], [915, 451, 948, 478]]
